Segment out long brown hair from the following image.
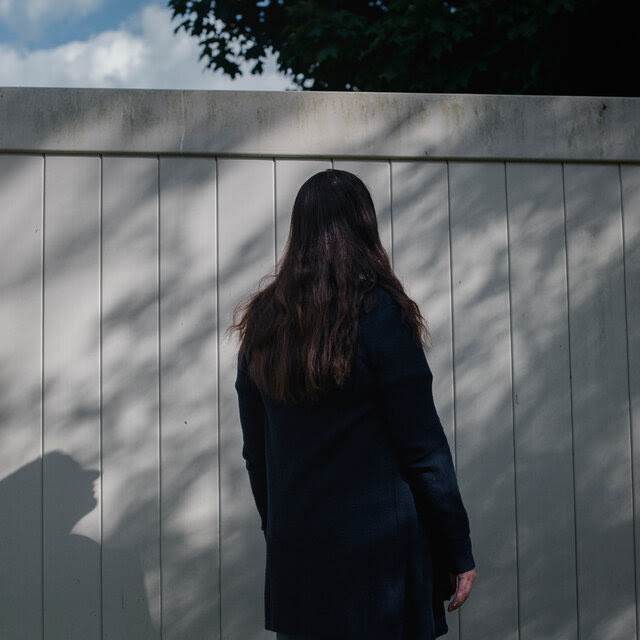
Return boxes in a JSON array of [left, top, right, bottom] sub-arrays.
[[230, 169, 428, 403]]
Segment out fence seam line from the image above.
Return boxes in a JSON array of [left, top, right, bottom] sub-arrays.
[[504, 161, 521, 640], [562, 163, 580, 640], [618, 163, 638, 638]]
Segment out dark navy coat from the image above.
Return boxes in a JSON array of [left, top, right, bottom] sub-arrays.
[[236, 288, 475, 640]]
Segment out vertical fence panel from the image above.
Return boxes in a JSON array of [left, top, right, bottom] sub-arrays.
[[42, 156, 101, 640], [506, 162, 577, 640], [564, 163, 636, 640], [275, 160, 331, 261], [0, 155, 43, 640], [159, 157, 219, 639], [101, 157, 160, 639], [218, 158, 275, 640], [333, 161, 392, 258], [391, 160, 460, 638], [621, 165, 640, 632], [390, 163, 455, 444], [448, 161, 517, 640]]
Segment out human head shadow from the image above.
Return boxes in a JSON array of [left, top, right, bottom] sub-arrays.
[[0, 451, 156, 639]]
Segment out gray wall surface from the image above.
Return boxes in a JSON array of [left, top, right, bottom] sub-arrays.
[[0, 88, 639, 640]]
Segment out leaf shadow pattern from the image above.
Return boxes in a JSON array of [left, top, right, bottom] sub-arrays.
[[0, 89, 638, 640]]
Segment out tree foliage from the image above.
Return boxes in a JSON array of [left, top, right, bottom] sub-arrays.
[[168, 0, 638, 95]]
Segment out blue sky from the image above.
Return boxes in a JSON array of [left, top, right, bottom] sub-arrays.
[[0, 0, 294, 89]]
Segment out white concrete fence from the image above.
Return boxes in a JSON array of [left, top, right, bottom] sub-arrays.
[[1, 87, 639, 640]]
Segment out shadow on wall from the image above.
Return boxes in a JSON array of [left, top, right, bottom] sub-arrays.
[[0, 90, 638, 640], [0, 452, 155, 639]]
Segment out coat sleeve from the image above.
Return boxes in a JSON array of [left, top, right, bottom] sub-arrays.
[[361, 299, 475, 575], [235, 353, 268, 533]]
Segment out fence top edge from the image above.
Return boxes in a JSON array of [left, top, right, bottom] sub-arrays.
[[1, 87, 639, 161]]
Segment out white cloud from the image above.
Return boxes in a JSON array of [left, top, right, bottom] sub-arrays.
[[0, 4, 295, 91], [0, 0, 102, 34]]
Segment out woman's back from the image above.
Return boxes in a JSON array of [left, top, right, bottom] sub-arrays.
[[237, 287, 474, 640], [262, 287, 406, 542]]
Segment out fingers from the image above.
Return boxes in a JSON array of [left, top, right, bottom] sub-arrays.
[[447, 568, 477, 612], [447, 580, 460, 613]]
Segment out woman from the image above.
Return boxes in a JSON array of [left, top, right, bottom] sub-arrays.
[[232, 169, 476, 640]]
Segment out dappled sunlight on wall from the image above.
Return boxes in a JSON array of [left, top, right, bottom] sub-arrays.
[[0, 89, 639, 640]]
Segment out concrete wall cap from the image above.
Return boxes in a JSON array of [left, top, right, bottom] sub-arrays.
[[1, 87, 638, 161]]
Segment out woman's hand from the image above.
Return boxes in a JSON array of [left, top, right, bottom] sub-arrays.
[[447, 568, 477, 612]]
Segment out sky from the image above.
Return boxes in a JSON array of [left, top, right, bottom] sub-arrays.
[[0, 0, 295, 90]]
